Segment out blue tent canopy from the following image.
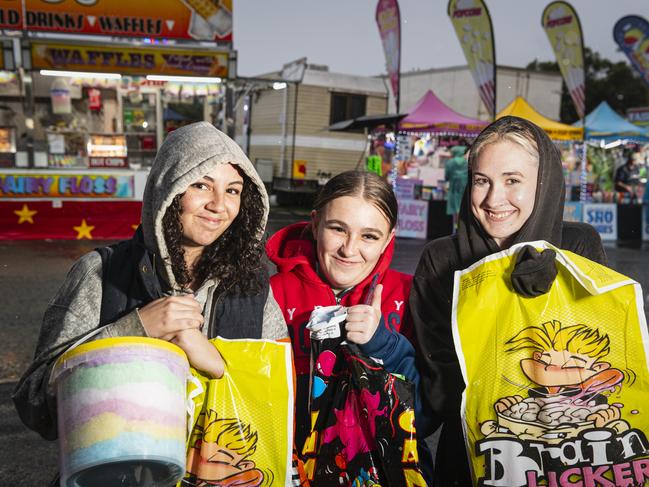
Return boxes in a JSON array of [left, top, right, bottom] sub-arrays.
[[163, 107, 187, 121], [574, 101, 649, 142]]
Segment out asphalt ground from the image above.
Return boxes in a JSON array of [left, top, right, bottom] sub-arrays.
[[1, 209, 648, 485]]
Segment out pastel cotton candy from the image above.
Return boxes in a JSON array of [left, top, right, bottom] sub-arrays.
[[53, 338, 189, 487]]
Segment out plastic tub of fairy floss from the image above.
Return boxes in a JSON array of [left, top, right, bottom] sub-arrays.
[[51, 337, 189, 487]]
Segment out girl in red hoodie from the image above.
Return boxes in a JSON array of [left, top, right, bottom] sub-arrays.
[[266, 170, 414, 454]]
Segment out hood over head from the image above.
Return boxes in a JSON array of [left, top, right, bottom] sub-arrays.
[[141, 121, 269, 288], [456, 116, 565, 265]]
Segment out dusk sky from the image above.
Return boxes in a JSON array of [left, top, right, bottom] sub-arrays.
[[233, 0, 649, 77]]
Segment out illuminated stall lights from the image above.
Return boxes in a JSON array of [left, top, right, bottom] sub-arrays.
[[146, 75, 222, 84], [88, 144, 127, 152], [40, 70, 122, 80], [0, 72, 16, 83], [603, 140, 624, 149], [400, 130, 482, 138]]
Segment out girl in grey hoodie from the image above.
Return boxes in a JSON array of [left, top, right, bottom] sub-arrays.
[[13, 122, 287, 442]]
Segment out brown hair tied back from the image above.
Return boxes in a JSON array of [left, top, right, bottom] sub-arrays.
[[313, 170, 398, 230]]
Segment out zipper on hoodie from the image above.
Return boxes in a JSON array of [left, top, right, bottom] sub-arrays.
[[330, 272, 380, 306], [333, 287, 353, 305]]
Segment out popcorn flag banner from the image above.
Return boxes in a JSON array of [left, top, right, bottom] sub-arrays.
[[375, 0, 402, 112], [542, 2, 586, 120], [452, 241, 649, 486], [613, 15, 649, 89], [447, 0, 497, 119]]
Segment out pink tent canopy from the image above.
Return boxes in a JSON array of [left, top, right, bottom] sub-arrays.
[[399, 90, 489, 135]]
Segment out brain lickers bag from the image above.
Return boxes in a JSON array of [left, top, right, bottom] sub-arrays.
[[452, 241, 649, 487]]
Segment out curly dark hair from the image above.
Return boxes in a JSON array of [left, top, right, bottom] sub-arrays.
[[162, 170, 266, 294]]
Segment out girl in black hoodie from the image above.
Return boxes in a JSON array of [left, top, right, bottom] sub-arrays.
[[410, 116, 606, 485]]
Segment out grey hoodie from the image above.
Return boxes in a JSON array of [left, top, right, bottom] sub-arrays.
[[13, 122, 287, 440]]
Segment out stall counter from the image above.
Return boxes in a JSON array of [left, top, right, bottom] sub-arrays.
[[617, 203, 643, 241], [0, 168, 149, 240]]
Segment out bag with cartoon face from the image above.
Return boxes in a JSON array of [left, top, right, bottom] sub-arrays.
[[453, 241, 649, 486], [182, 337, 295, 487]]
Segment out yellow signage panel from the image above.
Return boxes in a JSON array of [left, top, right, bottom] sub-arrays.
[[31, 42, 229, 78], [292, 160, 307, 179]]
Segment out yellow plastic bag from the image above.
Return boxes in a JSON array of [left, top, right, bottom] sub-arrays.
[[453, 241, 649, 487], [181, 337, 294, 487]]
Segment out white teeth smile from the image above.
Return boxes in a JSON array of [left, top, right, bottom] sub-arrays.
[[485, 210, 515, 221]]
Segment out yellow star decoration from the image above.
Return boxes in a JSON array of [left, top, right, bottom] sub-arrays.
[[74, 219, 95, 240], [131, 223, 139, 231], [14, 204, 37, 224]]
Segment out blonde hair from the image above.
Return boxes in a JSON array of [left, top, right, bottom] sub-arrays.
[[469, 117, 540, 169], [199, 409, 258, 457], [505, 320, 610, 360]]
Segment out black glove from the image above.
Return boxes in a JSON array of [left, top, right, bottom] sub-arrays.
[[510, 246, 558, 297]]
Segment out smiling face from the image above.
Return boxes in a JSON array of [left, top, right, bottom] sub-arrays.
[[470, 140, 539, 248], [179, 163, 243, 264], [312, 195, 394, 294]]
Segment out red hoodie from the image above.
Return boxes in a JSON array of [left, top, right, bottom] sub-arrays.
[[266, 221, 414, 377]]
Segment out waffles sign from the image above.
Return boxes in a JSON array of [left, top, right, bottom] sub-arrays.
[[31, 42, 229, 78]]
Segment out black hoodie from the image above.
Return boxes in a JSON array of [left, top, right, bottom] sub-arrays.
[[409, 116, 606, 485]]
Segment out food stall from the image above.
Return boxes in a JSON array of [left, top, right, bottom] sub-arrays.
[[121, 88, 159, 168], [393, 90, 488, 239], [0, 126, 16, 167], [0, 169, 147, 239], [576, 101, 649, 241], [331, 90, 487, 240], [0, 72, 22, 168], [0, 0, 234, 240]]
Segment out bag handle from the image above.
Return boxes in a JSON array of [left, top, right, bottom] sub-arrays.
[[65, 323, 113, 355], [47, 323, 114, 391]]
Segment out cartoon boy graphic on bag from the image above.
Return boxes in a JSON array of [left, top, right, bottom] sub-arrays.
[[481, 320, 630, 442], [184, 409, 269, 487]]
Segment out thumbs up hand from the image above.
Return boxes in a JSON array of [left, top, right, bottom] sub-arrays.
[[345, 284, 383, 345]]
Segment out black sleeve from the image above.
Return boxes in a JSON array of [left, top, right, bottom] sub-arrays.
[[614, 165, 622, 183], [409, 240, 464, 436], [562, 222, 607, 266], [410, 239, 473, 484]]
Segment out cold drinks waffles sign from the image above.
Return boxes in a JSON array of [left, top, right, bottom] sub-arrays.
[[0, 0, 233, 43]]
